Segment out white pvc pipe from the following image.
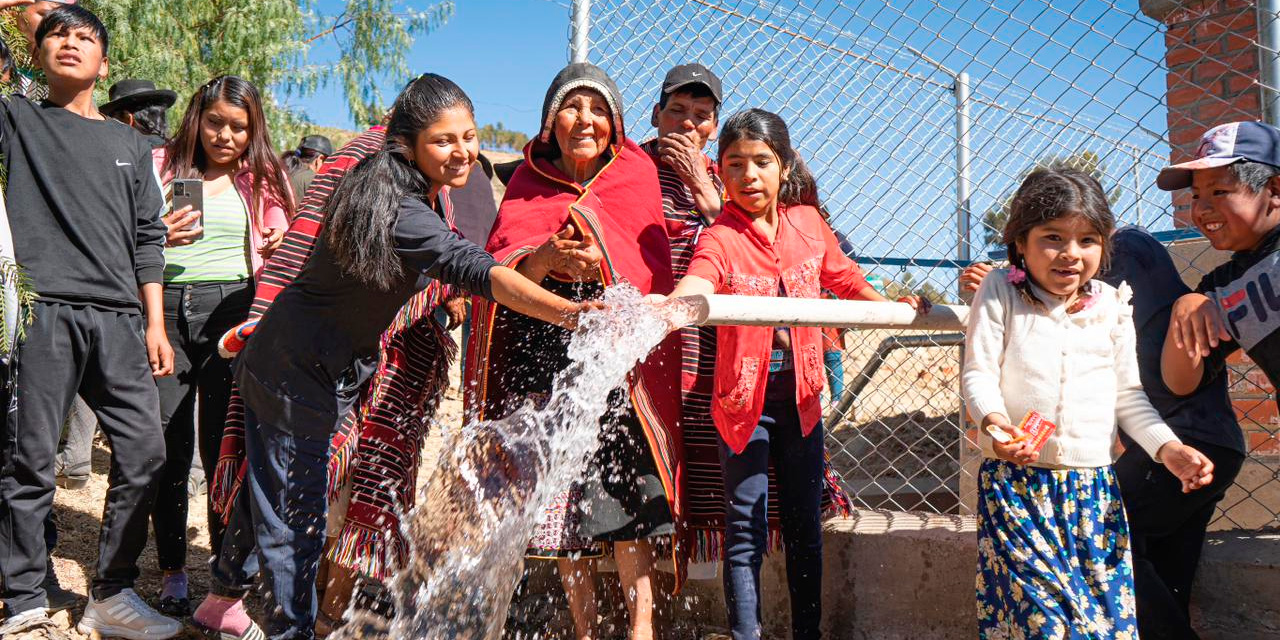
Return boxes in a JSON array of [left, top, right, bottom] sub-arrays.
[[684, 294, 969, 331]]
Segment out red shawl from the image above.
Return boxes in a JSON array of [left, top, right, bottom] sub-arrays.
[[209, 126, 459, 579], [464, 137, 687, 585]]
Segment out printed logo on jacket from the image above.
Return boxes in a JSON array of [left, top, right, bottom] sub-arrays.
[[1210, 252, 1280, 350]]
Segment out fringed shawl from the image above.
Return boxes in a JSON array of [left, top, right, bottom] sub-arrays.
[[208, 126, 459, 579], [464, 136, 687, 586]]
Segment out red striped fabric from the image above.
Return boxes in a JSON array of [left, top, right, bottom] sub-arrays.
[[210, 126, 463, 578]]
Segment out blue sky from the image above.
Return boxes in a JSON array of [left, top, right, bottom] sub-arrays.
[[287, 0, 572, 135], [285, 1, 1182, 294]]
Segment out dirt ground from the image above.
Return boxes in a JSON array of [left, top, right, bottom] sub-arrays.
[[7, 329, 456, 637]]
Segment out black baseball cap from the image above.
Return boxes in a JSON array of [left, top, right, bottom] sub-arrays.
[[660, 63, 723, 105]]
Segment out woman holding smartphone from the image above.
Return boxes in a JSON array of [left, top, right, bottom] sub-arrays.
[[150, 74, 294, 616]]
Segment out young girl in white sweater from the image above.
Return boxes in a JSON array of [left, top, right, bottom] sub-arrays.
[[963, 168, 1215, 638]]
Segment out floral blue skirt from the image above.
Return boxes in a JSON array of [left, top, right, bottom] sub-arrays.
[[977, 459, 1138, 639]]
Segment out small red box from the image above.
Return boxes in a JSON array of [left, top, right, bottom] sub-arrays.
[[1016, 410, 1057, 454]]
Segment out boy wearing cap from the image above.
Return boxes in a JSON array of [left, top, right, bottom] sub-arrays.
[[646, 62, 724, 259], [640, 63, 729, 575], [285, 134, 334, 203], [1159, 121, 1280, 405], [0, 4, 178, 640]]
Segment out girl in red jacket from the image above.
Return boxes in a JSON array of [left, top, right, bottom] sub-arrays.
[[660, 108, 924, 639]]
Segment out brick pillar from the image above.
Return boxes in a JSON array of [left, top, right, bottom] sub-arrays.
[[1141, 0, 1263, 226]]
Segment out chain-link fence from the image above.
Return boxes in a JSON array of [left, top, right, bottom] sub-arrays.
[[583, 0, 1279, 529]]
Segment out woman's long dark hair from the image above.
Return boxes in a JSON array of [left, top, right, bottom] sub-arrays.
[[324, 73, 474, 291], [164, 75, 294, 219], [717, 108, 820, 209], [1003, 167, 1115, 305]]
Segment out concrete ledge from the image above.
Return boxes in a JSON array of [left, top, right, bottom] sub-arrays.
[[1193, 532, 1280, 640], [670, 511, 1280, 639]]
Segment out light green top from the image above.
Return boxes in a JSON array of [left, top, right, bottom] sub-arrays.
[[163, 183, 252, 283]]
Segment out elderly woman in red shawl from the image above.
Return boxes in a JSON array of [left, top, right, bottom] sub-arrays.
[[465, 62, 683, 639]]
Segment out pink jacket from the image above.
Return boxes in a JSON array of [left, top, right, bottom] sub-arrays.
[[151, 148, 293, 278]]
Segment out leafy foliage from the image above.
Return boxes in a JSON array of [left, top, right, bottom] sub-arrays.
[[57, 0, 453, 147], [478, 122, 529, 152], [979, 150, 1122, 248]]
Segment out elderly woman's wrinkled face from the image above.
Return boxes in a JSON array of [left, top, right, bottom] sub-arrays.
[[553, 88, 613, 165]]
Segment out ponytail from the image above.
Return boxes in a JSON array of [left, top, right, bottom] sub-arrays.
[[323, 140, 429, 291], [781, 154, 820, 208]]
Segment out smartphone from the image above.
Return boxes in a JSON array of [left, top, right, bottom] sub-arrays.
[[171, 179, 204, 232]]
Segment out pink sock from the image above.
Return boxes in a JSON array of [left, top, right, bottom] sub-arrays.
[[193, 596, 252, 635]]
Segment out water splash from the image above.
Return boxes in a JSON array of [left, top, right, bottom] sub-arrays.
[[338, 285, 686, 639]]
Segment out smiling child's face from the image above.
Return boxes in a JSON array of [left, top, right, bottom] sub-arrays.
[[1190, 164, 1280, 252], [1015, 213, 1104, 299]]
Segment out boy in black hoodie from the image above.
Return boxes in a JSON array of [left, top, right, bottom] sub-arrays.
[[0, 5, 179, 639]]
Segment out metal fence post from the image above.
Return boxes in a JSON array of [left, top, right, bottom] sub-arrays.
[[954, 72, 972, 273], [570, 0, 591, 64], [1261, 0, 1280, 124]]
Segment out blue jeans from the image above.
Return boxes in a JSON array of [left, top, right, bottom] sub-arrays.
[[718, 371, 825, 640], [823, 350, 844, 401], [211, 364, 363, 640]]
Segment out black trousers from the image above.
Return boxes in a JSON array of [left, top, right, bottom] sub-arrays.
[[1115, 438, 1246, 640], [0, 302, 165, 614], [151, 281, 252, 572]]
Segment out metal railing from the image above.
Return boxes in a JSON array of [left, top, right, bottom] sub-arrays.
[[575, 0, 1280, 529]]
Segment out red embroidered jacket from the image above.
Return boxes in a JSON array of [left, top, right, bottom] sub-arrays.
[[686, 201, 870, 453]]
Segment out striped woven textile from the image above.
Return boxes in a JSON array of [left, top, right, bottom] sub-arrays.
[[209, 126, 461, 578], [638, 139, 851, 562]]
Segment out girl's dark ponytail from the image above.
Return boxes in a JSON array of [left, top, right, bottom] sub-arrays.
[[323, 141, 429, 291], [781, 154, 820, 208]]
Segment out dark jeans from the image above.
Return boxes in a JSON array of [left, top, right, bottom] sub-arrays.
[[211, 363, 364, 640], [718, 371, 824, 640], [152, 280, 252, 572], [1115, 438, 1245, 640], [0, 302, 165, 614]]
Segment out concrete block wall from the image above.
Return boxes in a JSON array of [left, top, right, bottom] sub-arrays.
[[667, 512, 1280, 639]]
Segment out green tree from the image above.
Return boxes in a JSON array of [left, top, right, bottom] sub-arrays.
[[885, 270, 951, 305], [72, 0, 453, 146], [478, 121, 529, 152], [980, 150, 1122, 248]]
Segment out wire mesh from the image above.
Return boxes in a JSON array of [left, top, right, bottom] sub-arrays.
[[587, 0, 1279, 528]]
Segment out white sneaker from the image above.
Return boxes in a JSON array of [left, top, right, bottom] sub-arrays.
[[0, 609, 70, 640], [77, 588, 181, 640]]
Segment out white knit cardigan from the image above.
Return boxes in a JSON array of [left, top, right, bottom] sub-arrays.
[[962, 271, 1179, 468]]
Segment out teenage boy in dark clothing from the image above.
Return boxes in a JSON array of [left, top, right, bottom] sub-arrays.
[[1108, 228, 1245, 639], [0, 5, 179, 640], [1160, 121, 1280, 403]]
